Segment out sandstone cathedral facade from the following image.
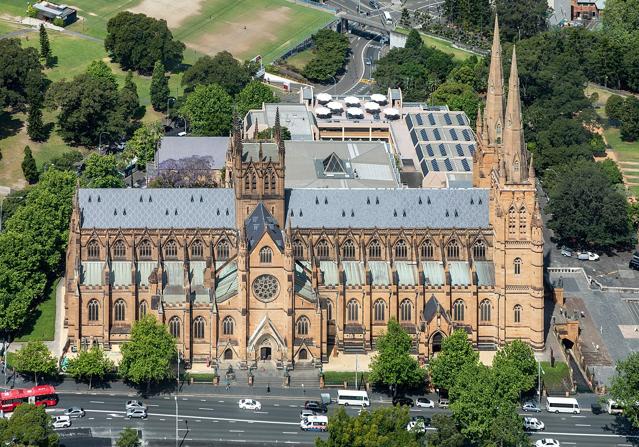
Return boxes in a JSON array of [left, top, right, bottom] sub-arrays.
[[63, 20, 544, 368]]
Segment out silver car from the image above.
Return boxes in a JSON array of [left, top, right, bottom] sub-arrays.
[[125, 400, 146, 411], [126, 408, 148, 419], [64, 407, 85, 418]]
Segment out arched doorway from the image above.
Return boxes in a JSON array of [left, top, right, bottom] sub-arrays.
[[260, 346, 272, 360], [224, 348, 233, 360], [431, 332, 444, 354], [298, 348, 308, 360]]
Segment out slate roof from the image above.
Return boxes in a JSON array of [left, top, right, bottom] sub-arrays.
[[423, 295, 451, 323], [78, 189, 235, 229], [285, 188, 489, 229], [245, 203, 284, 251]]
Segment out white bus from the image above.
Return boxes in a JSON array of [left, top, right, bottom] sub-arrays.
[[546, 396, 580, 414], [383, 11, 392, 25], [608, 399, 624, 415], [300, 415, 328, 432], [337, 390, 370, 407]]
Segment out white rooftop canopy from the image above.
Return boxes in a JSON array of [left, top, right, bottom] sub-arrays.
[[344, 96, 360, 105], [326, 101, 343, 111], [371, 94, 387, 103], [364, 101, 381, 111], [316, 92, 332, 103]]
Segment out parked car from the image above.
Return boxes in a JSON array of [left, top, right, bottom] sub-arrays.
[[64, 407, 85, 418], [52, 416, 71, 429], [438, 398, 449, 408], [524, 416, 545, 431], [304, 401, 328, 413], [238, 399, 262, 410], [522, 402, 542, 413], [415, 397, 435, 408], [125, 400, 146, 411], [392, 396, 414, 407], [365, 57, 372, 65], [300, 409, 316, 419], [126, 408, 148, 419], [577, 251, 599, 261], [629, 252, 639, 270], [560, 246, 573, 257], [535, 439, 560, 447]]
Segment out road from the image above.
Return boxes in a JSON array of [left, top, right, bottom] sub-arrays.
[[47, 390, 639, 446]]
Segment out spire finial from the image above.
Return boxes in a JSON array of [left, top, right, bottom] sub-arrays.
[[274, 107, 281, 142], [253, 117, 259, 140], [503, 45, 527, 183], [485, 14, 504, 147]]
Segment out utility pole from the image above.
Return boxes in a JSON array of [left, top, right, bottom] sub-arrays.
[[355, 354, 358, 389], [175, 351, 180, 447]]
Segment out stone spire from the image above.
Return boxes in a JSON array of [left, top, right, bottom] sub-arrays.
[[476, 106, 483, 140], [485, 16, 504, 147], [503, 45, 527, 183], [274, 107, 285, 165]]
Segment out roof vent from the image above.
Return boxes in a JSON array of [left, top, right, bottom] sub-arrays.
[[315, 196, 319, 205], [190, 195, 194, 202], [418, 196, 422, 205], [342, 210, 346, 217], [375, 196, 379, 205], [324, 197, 328, 205], [351, 209, 355, 217], [454, 209, 458, 217], [123, 208, 126, 215], [299, 210, 303, 217], [165, 209, 169, 215], [175, 209, 178, 215], [97, 195, 101, 202], [367, 197, 370, 205], [470, 197, 474, 205], [427, 196, 431, 205], [445, 210, 449, 217], [478, 197, 482, 205], [200, 195, 203, 202], [226, 209, 229, 216], [114, 209, 117, 215], [393, 209, 397, 217], [139, 195, 143, 202], [88, 195, 92, 203], [148, 196, 152, 203], [402, 209, 406, 217], [217, 209, 220, 215], [290, 209, 294, 217]]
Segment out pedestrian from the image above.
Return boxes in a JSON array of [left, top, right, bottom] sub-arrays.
[[302, 383, 305, 394], [225, 379, 230, 391], [267, 384, 271, 393]]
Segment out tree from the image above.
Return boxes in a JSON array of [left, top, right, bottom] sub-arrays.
[[606, 94, 625, 123], [404, 29, 422, 51], [105, 11, 185, 73], [117, 427, 141, 447], [22, 145, 39, 184], [27, 99, 47, 142], [123, 121, 164, 168], [494, 0, 549, 41], [66, 346, 115, 389], [86, 60, 118, 89], [39, 24, 51, 67], [426, 414, 465, 447], [0, 404, 59, 447], [430, 82, 480, 125], [603, 0, 639, 37], [180, 83, 233, 136], [120, 70, 141, 119], [257, 126, 292, 141], [547, 159, 632, 249], [119, 316, 178, 390], [150, 61, 170, 112], [428, 329, 478, 390], [235, 80, 277, 118], [369, 320, 426, 395], [492, 339, 538, 397], [598, 159, 624, 185], [0, 38, 45, 110], [303, 29, 350, 83], [82, 153, 125, 188], [182, 52, 254, 96], [442, 0, 491, 32], [316, 406, 421, 447], [621, 96, 639, 141], [12, 341, 57, 385], [610, 352, 639, 428], [44, 150, 83, 172]]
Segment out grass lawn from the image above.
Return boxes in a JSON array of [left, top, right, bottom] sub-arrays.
[[395, 27, 476, 61], [14, 278, 60, 342], [286, 48, 314, 71], [0, 19, 26, 35], [323, 371, 369, 386], [605, 127, 639, 163]]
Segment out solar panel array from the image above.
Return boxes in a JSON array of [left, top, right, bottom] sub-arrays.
[[406, 112, 476, 176]]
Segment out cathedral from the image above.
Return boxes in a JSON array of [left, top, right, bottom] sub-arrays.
[[63, 20, 544, 368]]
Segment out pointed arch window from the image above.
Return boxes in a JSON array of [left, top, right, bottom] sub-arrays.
[[169, 317, 180, 338], [191, 240, 203, 258], [368, 239, 382, 259], [453, 299, 464, 321], [88, 300, 99, 322], [394, 239, 408, 259], [514, 304, 522, 323], [296, 316, 310, 336], [114, 299, 126, 322], [138, 240, 152, 259], [519, 207, 527, 235], [293, 240, 304, 258], [374, 299, 386, 322], [264, 172, 271, 193], [244, 173, 250, 190], [316, 240, 330, 259], [164, 240, 177, 258], [87, 240, 100, 259], [113, 240, 126, 258], [342, 240, 356, 259], [473, 240, 486, 260], [480, 299, 491, 322], [139, 301, 147, 318], [420, 240, 434, 259], [222, 316, 234, 335], [259, 247, 273, 263], [447, 240, 460, 260], [326, 300, 333, 321], [193, 316, 205, 339], [347, 299, 359, 322], [400, 299, 412, 322], [514, 257, 522, 275], [508, 206, 516, 238], [216, 240, 229, 260], [270, 172, 276, 192], [250, 172, 257, 190]]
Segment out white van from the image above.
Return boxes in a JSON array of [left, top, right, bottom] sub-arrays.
[[608, 399, 624, 415], [546, 397, 580, 414], [300, 415, 328, 432], [337, 390, 370, 407], [383, 11, 392, 25]]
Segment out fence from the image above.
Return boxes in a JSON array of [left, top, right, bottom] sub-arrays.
[[274, 19, 339, 63], [288, 0, 337, 13]]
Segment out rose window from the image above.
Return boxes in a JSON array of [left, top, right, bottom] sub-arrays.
[[252, 274, 279, 302]]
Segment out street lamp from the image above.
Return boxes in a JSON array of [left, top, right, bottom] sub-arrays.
[[537, 360, 545, 402], [98, 132, 109, 154], [175, 350, 180, 447], [167, 97, 176, 120]]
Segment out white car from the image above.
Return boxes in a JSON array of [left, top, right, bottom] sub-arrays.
[[524, 417, 545, 431], [406, 419, 426, 433], [535, 439, 560, 447], [126, 408, 148, 419], [522, 402, 542, 412], [238, 399, 261, 410], [52, 415, 71, 429], [415, 397, 435, 408], [300, 409, 316, 419], [125, 400, 146, 411]]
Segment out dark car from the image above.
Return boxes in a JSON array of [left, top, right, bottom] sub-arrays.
[[392, 396, 414, 407], [304, 400, 328, 413], [629, 252, 639, 270]]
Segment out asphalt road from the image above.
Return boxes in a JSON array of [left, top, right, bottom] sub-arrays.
[[47, 390, 639, 446]]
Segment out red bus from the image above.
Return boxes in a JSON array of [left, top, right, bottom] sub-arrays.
[[0, 385, 58, 412]]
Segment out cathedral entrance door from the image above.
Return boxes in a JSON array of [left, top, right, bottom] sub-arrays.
[[260, 347, 272, 361], [431, 332, 443, 354]]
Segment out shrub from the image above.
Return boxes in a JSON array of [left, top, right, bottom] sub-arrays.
[[53, 17, 64, 27], [26, 3, 37, 18]]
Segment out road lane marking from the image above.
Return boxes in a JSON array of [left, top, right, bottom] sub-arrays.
[[147, 404, 159, 407], [84, 409, 300, 426], [288, 405, 297, 408], [532, 432, 639, 439], [575, 424, 591, 427], [254, 411, 268, 414], [282, 432, 298, 435], [182, 398, 188, 401], [88, 418, 94, 420], [160, 419, 165, 421], [200, 399, 206, 402], [218, 400, 225, 403], [562, 443, 576, 445], [229, 430, 245, 433], [571, 415, 587, 418], [89, 401, 104, 404], [198, 408, 215, 411], [163, 397, 170, 400], [196, 420, 201, 422]]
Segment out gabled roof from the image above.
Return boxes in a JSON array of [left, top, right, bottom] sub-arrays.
[[245, 203, 284, 251], [423, 295, 451, 324]]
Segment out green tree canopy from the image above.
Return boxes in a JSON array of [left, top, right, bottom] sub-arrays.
[[13, 341, 58, 385], [182, 51, 253, 96], [492, 339, 538, 397], [150, 61, 170, 112], [606, 94, 625, 123], [621, 96, 639, 141], [27, 99, 47, 142], [66, 346, 115, 389], [494, 0, 549, 41], [180, 83, 233, 136], [235, 80, 277, 118], [610, 352, 639, 428], [123, 121, 164, 168], [303, 29, 350, 83], [0, 404, 59, 447], [39, 24, 51, 67], [117, 427, 141, 447], [430, 82, 480, 126], [119, 316, 177, 390], [428, 329, 478, 390], [0, 38, 45, 110], [598, 159, 624, 185], [81, 153, 125, 188], [86, 60, 118, 89], [369, 319, 426, 395], [105, 11, 185, 73], [257, 126, 291, 141], [21, 145, 39, 184], [603, 0, 639, 37], [120, 70, 140, 119], [404, 29, 423, 50], [316, 406, 420, 447], [426, 414, 465, 447], [442, 0, 491, 32]]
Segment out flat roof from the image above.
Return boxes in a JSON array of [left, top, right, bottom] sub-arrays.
[[248, 104, 314, 141]]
